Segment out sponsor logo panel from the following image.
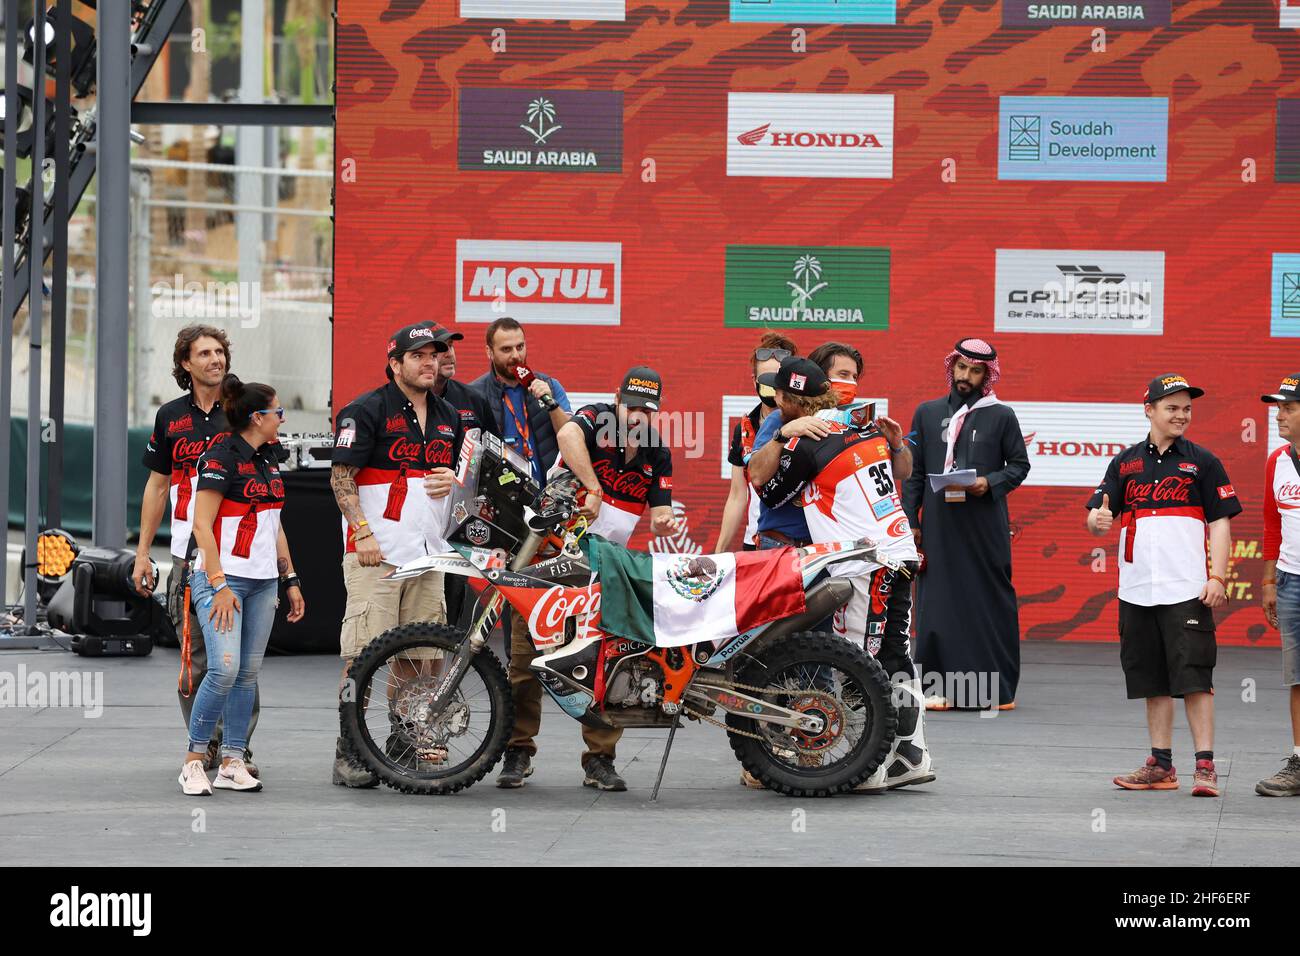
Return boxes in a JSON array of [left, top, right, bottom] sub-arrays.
[[1271, 253, 1300, 337], [1002, 2, 1171, 27], [1279, 100, 1300, 183], [729, 0, 896, 24], [999, 96, 1168, 182], [994, 249, 1164, 334], [1285, 1, 1300, 28], [1015, 402, 1151, 487], [460, 1, 625, 20], [727, 93, 894, 179], [456, 240, 621, 325], [458, 88, 623, 174], [724, 245, 890, 329]]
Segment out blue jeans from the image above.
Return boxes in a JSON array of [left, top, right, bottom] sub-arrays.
[[186, 571, 278, 759], [1276, 570, 1300, 687]]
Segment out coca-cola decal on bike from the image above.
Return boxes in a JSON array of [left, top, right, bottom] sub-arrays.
[[523, 584, 603, 649]]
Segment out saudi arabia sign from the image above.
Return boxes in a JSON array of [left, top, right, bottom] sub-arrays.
[[724, 246, 890, 329]]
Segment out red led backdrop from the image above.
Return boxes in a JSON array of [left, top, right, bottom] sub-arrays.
[[334, 0, 1300, 646]]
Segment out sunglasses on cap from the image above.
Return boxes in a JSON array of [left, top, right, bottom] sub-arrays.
[[754, 348, 792, 362], [256, 407, 286, 420]]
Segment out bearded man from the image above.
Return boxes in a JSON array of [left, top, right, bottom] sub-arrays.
[[901, 338, 1031, 710]]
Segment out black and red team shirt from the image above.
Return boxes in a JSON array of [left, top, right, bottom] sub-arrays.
[[187, 433, 286, 580], [332, 381, 466, 565], [1086, 435, 1242, 607], [143, 394, 230, 559], [549, 402, 673, 547], [441, 378, 500, 440], [727, 404, 764, 547]]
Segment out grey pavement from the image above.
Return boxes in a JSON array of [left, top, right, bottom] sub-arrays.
[[0, 639, 1295, 866]]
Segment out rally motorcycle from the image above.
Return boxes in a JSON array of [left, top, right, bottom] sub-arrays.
[[339, 430, 908, 797]]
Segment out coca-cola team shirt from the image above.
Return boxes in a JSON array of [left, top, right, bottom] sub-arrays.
[[143, 394, 231, 559], [333, 381, 466, 565], [1086, 435, 1242, 606], [551, 402, 672, 546]]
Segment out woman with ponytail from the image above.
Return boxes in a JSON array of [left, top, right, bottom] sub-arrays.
[[178, 374, 305, 795]]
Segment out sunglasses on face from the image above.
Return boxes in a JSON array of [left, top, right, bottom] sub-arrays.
[[257, 407, 286, 420], [754, 348, 792, 362]]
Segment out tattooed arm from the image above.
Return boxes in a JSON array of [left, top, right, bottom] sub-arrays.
[[331, 463, 384, 567]]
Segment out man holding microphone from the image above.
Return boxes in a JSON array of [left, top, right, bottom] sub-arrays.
[[1086, 375, 1240, 798]]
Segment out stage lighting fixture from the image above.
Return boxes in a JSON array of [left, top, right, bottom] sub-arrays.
[[31, 528, 79, 604], [23, 8, 98, 98], [45, 547, 161, 657]]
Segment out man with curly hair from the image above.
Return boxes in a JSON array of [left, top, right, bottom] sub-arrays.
[[134, 324, 261, 775]]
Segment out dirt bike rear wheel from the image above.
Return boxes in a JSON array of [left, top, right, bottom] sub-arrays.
[[727, 631, 896, 797], [339, 622, 513, 795]]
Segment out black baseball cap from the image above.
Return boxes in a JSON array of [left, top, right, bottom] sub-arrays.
[[1144, 373, 1203, 404], [757, 356, 830, 397], [619, 366, 663, 411], [427, 322, 465, 345], [1261, 374, 1300, 404], [387, 323, 448, 359]]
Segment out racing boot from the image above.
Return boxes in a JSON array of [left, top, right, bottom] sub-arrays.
[[530, 634, 602, 697], [854, 678, 935, 793]]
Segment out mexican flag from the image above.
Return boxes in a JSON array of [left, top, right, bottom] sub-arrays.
[[587, 537, 807, 648]]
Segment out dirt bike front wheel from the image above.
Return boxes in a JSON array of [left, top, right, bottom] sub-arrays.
[[727, 631, 896, 797], [339, 622, 513, 795]]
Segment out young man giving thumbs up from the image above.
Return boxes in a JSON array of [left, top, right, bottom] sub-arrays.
[[1085, 375, 1241, 797]]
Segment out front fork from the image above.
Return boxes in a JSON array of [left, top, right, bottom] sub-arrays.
[[423, 528, 547, 714]]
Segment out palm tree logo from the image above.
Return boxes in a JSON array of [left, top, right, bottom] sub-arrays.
[[787, 254, 829, 310], [522, 97, 562, 145]]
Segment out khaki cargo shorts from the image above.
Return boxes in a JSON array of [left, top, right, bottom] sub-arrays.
[[340, 552, 447, 660]]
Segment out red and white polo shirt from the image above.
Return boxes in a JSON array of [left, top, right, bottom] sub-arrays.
[[1087, 435, 1242, 607], [1264, 444, 1300, 575], [188, 434, 285, 579]]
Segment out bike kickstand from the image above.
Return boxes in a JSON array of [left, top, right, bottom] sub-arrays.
[[650, 711, 682, 802]]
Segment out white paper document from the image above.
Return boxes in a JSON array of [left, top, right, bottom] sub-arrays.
[[929, 469, 978, 492]]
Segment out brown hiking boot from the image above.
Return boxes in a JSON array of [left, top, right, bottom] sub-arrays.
[[1191, 759, 1219, 798], [1256, 754, 1300, 796], [1114, 756, 1179, 790]]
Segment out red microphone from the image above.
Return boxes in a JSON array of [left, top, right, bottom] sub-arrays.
[[514, 364, 557, 410]]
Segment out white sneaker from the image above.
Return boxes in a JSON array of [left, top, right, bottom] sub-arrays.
[[179, 759, 213, 796], [213, 757, 264, 792]]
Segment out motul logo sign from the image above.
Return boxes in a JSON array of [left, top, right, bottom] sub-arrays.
[[1013, 402, 1151, 487], [457, 240, 621, 324], [727, 93, 894, 179], [464, 261, 613, 304]]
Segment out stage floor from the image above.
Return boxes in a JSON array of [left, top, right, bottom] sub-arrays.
[[1, 639, 1295, 866]]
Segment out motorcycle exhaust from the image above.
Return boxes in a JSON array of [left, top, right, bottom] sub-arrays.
[[758, 577, 854, 644]]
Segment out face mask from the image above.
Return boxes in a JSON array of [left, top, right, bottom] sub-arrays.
[[756, 382, 777, 408], [830, 381, 857, 406]]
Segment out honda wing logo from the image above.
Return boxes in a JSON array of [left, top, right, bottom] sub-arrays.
[[737, 123, 769, 146]]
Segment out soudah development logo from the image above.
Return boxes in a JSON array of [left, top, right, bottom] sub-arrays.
[[725, 246, 889, 329], [999, 96, 1168, 181]]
